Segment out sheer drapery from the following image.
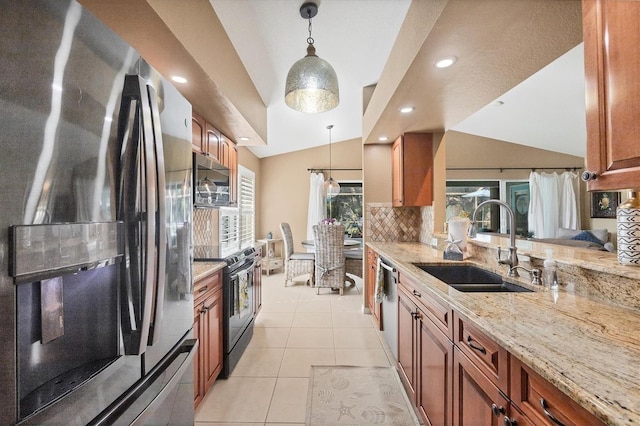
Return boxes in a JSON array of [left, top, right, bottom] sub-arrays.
[[528, 171, 580, 238], [307, 173, 326, 240]]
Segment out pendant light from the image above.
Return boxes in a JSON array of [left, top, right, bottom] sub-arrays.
[[285, 2, 339, 113], [324, 124, 340, 198]]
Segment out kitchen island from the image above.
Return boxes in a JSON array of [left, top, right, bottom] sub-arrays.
[[367, 241, 639, 426]]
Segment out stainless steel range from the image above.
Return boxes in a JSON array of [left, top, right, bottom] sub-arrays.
[[194, 246, 257, 378]]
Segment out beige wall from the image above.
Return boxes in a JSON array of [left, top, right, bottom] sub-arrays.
[[259, 138, 363, 252]]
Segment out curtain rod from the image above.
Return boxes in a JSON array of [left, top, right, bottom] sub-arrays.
[[307, 168, 362, 172], [446, 166, 582, 172]]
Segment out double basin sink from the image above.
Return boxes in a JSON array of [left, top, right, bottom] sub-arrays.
[[413, 264, 532, 293]]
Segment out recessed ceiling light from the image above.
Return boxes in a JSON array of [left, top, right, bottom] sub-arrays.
[[238, 137, 250, 142], [378, 136, 389, 142], [399, 106, 415, 114], [171, 75, 188, 84], [435, 56, 457, 68], [493, 100, 504, 106]]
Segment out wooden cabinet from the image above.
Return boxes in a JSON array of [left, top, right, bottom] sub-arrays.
[[259, 239, 284, 275], [192, 112, 206, 154], [365, 247, 381, 329], [204, 122, 221, 162], [583, 0, 640, 190], [398, 273, 453, 426], [391, 133, 433, 206], [510, 357, 606, 426], [193, 269, 223, 408]]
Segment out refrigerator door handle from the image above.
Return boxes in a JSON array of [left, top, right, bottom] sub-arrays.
[[119, 75, 158, 355], [145, 82, 167, 346]]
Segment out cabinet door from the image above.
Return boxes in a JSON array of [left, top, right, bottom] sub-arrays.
[[453, 347, 509, 426], [418, 311, 453, 426], [204, 122, 221, 162], [583, 0, 640, 190], [365, 248, 381, 329], [397, 289, 417, 402], [204, 289, 223, 391], [219, 135, 231, 167], [193, 301, 205, 407], [192, 112, 206, 154], [391, 137, 404, 206]]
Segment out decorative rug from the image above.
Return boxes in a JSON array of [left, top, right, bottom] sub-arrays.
[[306, 366, 420, 425]]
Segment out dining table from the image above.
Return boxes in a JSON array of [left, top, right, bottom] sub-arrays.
[[301, 239, 362, 250]]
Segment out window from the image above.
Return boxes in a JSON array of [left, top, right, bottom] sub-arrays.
[[327, 181, 363, 238], [238, 165, 255, 249]]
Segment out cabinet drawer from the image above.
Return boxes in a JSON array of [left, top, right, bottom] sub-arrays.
[[267, 258, 283, 268], [398, 270, 451, 338], [194, 270, 222, 303], [453, 311, 508, 392], [510, 357, 606, 426]]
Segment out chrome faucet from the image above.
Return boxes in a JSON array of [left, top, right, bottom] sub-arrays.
[[509, 265, 542, 285], [468, 200, 520, 277]]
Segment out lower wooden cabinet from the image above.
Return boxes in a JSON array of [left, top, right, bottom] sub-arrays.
[[193, 270, 223, 408], [398, 281, 453, 426], [365, 247, 381, 329]]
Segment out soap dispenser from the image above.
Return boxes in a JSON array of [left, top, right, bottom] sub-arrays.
[[543, 249, 558, 289]]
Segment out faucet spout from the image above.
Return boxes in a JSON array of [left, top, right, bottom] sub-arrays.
[[469, 199, 519, 275]]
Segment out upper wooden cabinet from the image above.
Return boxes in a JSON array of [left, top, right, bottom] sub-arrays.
[[204, 122, 221, 163], [392, 133, 433, 206], [192, 112, 206, 154], [583, 0, 640, 190]]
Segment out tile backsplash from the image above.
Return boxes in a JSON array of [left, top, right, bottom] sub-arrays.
[[365, 203, 433, 243]]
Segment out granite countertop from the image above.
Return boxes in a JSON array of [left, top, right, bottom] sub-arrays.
[[367, 241, 640, 426], [192, 261, 226, 282]]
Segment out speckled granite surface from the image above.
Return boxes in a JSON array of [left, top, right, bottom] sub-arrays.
[[367, 241, 640, 426], [192, 261, 226, 282]]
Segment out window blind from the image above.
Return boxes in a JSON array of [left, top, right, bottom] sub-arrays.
[[238, 166, 255, 248]]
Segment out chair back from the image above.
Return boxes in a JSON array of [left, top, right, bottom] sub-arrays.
[[313, 224, 345, 288], [280, 222, 294, 259]]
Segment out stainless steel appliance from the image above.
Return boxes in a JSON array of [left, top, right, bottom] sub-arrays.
[[194, 246, 256, 378], [0, 1, 195, 424], [380, 257, 399, 361], [193, 152, 231, 208]]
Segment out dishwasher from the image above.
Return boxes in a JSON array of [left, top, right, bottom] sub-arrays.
[[379, 257, 399, 360]]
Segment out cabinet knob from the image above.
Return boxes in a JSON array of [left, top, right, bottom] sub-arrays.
[[581, 170, 598, 181], [491, 403, 505, 417], [503, 417, 516, 426]]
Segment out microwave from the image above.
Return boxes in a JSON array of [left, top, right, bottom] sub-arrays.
[[193, 152, 230, 208]]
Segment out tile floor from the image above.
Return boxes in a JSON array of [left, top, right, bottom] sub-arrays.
[[194, 272, 396, 425]]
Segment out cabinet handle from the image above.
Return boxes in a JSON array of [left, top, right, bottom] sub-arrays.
[[581, 170, 598, 181], [411, 310, 421, 320], [540, 398, 566, 426], [466, 336, 487, 354], [199, 306, 209, 314], [491, 403, 505, 417], [197, 286, 209, 293], [412, 289, 421, 298], [503, 417, 516, 426]]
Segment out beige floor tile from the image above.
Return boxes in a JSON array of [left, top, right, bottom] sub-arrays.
[[231, 348, 284, 377], [249, 327, 290, 348], [287, 327, 334, 348], [265, 378, 310, 423], [295, 299, 332, 313], [292, 311, 333, 328], [334, 347, 392, 367], [258, 298, 299, 312], [332, 310, 376, 328], [330, 294, 366, 313], [254, 311, 294, 328], [333, 327, 384, 348], [195, 423, 263, 426], [195, 377, 276, 423], [279, 348, 336, 377]]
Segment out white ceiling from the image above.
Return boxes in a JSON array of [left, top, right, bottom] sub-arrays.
[[210, 0, 586, 159], [209, 0, 411, 158]]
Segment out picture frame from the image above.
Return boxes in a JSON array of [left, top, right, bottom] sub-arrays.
[[590, 191, 620, 218]]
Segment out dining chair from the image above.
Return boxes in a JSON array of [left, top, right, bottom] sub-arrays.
[[280, 222, 315, 287], [344, 249, 363, 285], [313, 223, 347, 295]]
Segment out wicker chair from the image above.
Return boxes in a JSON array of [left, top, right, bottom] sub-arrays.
[[280, 222, 315, 287], [344, 249, 363, 286], [313, 224, 347, 295]]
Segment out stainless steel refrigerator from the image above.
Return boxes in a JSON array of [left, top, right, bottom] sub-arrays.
[[0, 0, 195, 424]]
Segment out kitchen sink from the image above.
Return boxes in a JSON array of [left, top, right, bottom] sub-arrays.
[[413, 264, 532, 293]]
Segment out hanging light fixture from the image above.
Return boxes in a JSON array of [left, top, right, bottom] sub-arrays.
[[285, 2, 339, 113], [324, 124, 340, 198]]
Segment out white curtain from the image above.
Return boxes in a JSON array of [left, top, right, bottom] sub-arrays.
[[307, 173, 326, 240], [528, 171, 580, 238]]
